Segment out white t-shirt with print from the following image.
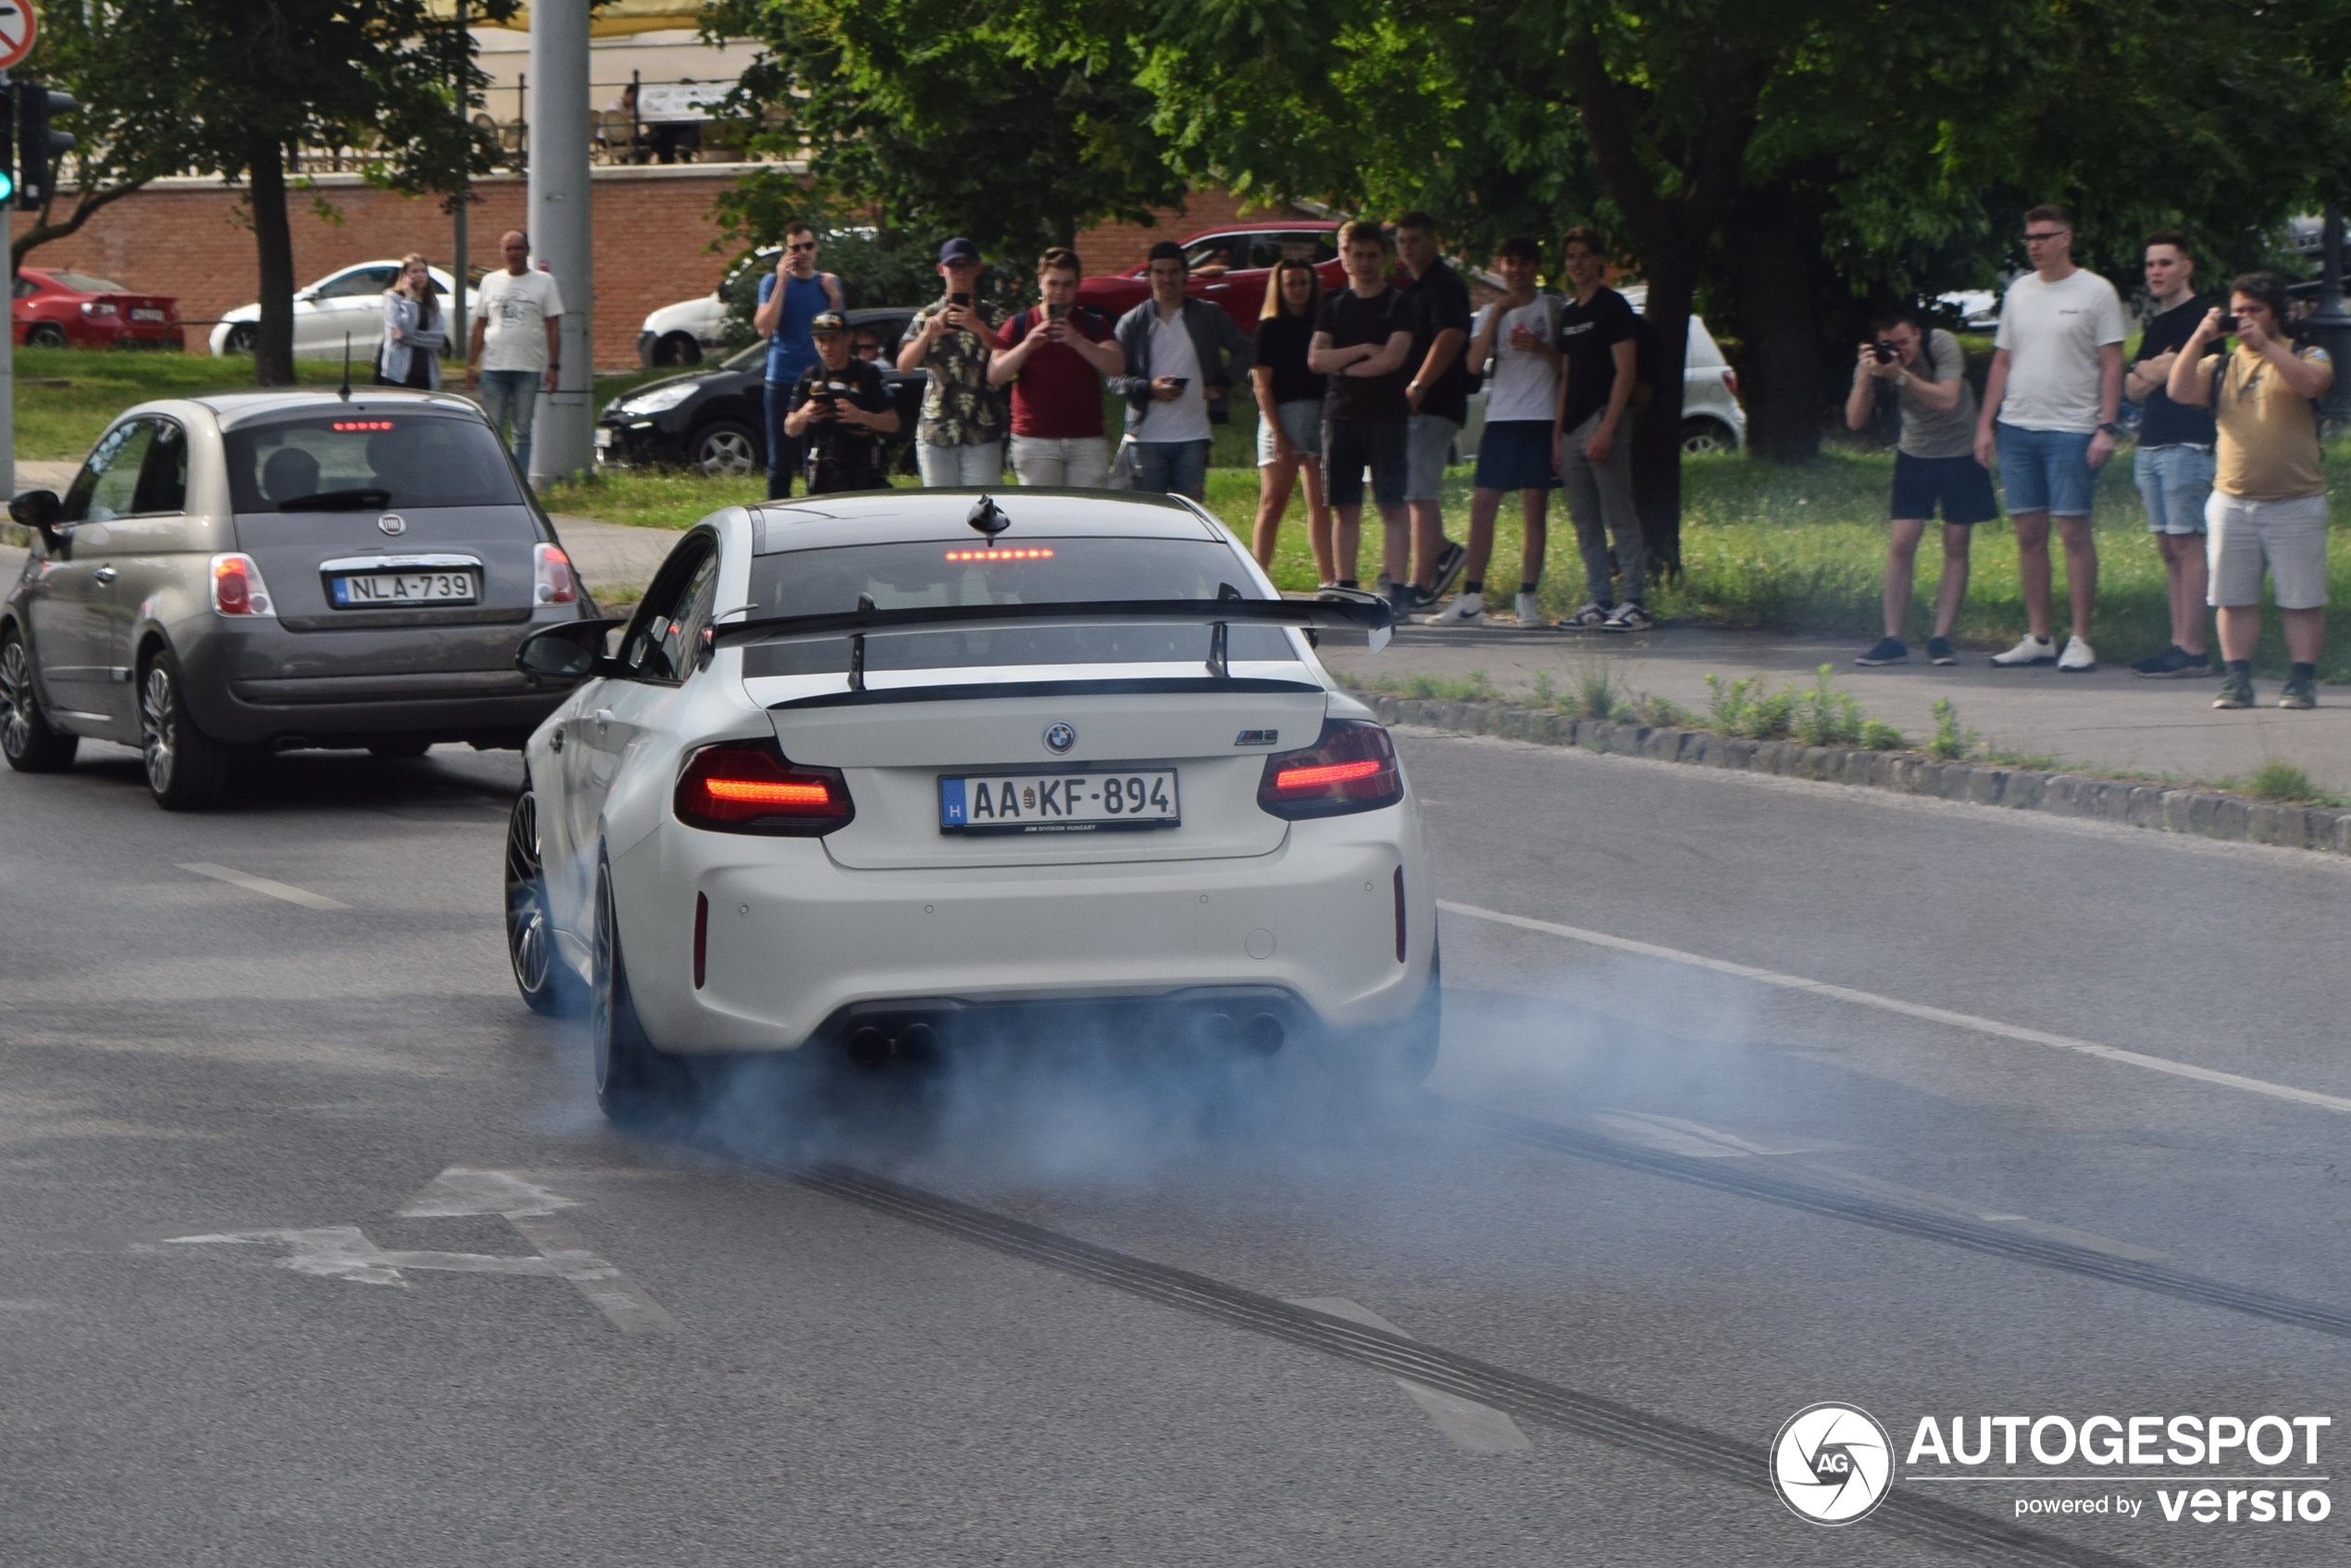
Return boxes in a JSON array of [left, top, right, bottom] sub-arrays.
[[474, 268, 566, 373], [1135, 309, 1211, 443], [1992, 268, 2126, 432], [1476, 294, 1561, 424]]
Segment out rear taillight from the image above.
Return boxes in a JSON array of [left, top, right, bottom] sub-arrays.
[[533, 542, 578, 605], [1723, 368, 1740, 400], [209, 553, 275, 616], [1257, 718, 1403, 819], [675, 741, 854, 836]]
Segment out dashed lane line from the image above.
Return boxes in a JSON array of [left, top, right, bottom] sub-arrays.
[[178, 862, 349, 911], [1437, 899, 2351, 1117]]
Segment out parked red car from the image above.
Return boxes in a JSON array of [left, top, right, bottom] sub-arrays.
[[13, 268, 179, 349], [1079, 224, 1344, 332]]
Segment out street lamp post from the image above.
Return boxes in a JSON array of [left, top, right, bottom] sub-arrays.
[[527, 0, 592, 486], [2308, 203, 2351, 426]]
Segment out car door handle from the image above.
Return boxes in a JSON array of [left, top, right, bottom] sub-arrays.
[[548, 727, 565, 753], [593, 707, 614, 729], [93, 566, 118, 584]]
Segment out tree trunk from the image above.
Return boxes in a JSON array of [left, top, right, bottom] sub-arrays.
[[1726, 187, 1822, 465], [249, 137, 297, 387], [1633, 262, 1698, 577]]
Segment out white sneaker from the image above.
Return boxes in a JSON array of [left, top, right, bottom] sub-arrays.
[[1990, 634, 2057, 667], [1515, 591, 1542, 626], [1425, 592, 1484, 626], [2057, 635, 2096, 673]]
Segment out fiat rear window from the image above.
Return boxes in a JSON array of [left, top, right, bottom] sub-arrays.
[[225, 414, 526, 513]]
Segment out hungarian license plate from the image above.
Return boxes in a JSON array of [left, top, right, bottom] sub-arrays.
[[330, 570, 478, 607], [593, 427, 615, 450], [131, 307, 166, 322], [939, 770, 1179, 833]]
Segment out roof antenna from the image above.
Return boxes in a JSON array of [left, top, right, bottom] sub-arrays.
[[337, 332, 353, 402], [965, 493, 1009, 548]]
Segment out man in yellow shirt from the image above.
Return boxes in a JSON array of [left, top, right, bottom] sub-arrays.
[[2166, 271, 2335, 710]]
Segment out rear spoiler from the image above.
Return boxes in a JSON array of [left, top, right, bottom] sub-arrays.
[[715, 591, 1394, 686]]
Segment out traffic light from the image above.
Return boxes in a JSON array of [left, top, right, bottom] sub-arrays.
[[16, 81, 72, 212], [0, 84, 16, 206]]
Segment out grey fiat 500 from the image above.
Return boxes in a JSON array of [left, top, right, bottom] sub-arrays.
[[0, 390, 595, 808]]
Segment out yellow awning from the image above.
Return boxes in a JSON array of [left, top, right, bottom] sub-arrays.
[[434, 1, 712, 37]]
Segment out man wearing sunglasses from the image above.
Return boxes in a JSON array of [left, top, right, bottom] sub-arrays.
[[1974, 203, 2127, 671], [753, 221, 846, 499]]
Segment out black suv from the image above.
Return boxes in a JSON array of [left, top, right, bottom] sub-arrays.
[[594, 308, 926, 478]]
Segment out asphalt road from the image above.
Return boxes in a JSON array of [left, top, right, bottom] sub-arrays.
[[2, 730, 2346, 1566]]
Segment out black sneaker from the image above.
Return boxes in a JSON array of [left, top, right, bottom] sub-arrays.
[[1926, 636, 1958, 666], [1856, 636, 1908, 666], [2280, 672, 2318, 710], [1387, 582, 1436, 616], [2133, 645, 2204, 678], [1430, 541, 1468, 597], [2214, 671, 2255, 709]]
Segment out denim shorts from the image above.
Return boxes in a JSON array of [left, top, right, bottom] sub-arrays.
[[1404, 413, 1458, 501], [2134, 443, 2215, 535], [1255, 399, 1324, 466], [1994, 422, 2096, 516], [1129, 437, 1212, 499], [1471, 420, 1560, 493]]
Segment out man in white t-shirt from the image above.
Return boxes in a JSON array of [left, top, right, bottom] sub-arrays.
[[1973, 203, 2126, 671], [1427, 236, 1557, 627], [465, 230, 566, 479]]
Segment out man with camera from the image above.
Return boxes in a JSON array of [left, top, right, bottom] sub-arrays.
[[899, 237, 1007, 487], [989, 247, 1123, 488], [785, 311, 901, 494], [1110, 240, 1253, 500], [753, 220, 846, 501], [1846, 305, 1993, 666]]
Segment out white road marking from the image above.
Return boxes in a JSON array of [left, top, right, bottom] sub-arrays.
[[396, 1166, 578, 1219], [177, 862, 349, 911], [1439, 899, 2351, 1117], [165, 1227, 562, 1288], [1288, 1297, 1533, 1454]]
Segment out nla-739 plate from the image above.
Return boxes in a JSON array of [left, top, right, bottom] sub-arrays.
[[939, 770, 1178, 834], [329, 568, 479, 607]]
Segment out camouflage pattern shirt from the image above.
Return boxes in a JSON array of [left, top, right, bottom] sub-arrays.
[[909, 299, 1007, 448]]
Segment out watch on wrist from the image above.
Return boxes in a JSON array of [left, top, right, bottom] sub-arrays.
[[2097, 421, 2121, 436]]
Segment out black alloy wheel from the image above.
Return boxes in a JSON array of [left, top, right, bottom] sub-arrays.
[[1680, 417, 1736, 456], [0, 628, 78, 773], [222, 323, 258, 355], [690, 420, 761, 479], [25, 322, 67, 349], [137, 649, 231, 810], [653, 331, 703, 367], [590, 855, 685, 1119], [504, 783, 577, 1015]]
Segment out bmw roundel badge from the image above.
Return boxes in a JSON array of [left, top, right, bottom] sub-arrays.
[[1044, 722, 1076, 754]]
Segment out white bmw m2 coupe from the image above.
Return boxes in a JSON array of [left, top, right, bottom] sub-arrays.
[[504, 490, 1437, 1118]]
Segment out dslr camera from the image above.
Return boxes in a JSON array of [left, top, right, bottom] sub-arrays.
[[1871, 342, 1901, 365]]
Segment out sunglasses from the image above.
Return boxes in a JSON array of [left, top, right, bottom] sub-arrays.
[[787, 241, 817, 253]]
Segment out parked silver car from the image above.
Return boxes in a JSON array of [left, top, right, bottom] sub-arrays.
[[0, 391, 594, 808]]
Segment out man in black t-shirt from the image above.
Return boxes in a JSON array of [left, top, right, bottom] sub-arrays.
[[1549, 226, 1647, 629], [1393, 213, 1472, 610], [784, 312, 902, 492], [1309, 219, 1416, 593], [2122, 230, 2219, 677]]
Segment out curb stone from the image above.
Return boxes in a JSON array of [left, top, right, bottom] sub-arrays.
[[1355, 691, 2346, 858]]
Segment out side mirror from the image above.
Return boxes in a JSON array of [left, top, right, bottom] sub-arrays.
[[516, 617, 622, 679], [9, 488, 63, 549]]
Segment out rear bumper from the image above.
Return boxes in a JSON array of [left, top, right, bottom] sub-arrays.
[[176, 621, 578, 747], [609, 810, 1435, 1054]]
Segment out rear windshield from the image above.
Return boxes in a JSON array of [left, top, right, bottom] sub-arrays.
[[53, 271, 132, 294], [743, 536, 1297, 676], [226, 413, 525, 513]]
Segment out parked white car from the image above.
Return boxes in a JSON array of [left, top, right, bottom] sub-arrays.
[[1460, 290, 1747, 459], [209, 262, 470, 360], [639, 244, 780, 367], [502, 490, 1437, 1119]]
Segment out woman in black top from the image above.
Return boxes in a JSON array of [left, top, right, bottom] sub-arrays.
[[1251, 259, 1334, 577]]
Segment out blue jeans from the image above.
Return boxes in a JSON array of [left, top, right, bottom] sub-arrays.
[[1130, 438, 1212, 500], [1993, 422, 2096, 516], [479, 369, 541, 479], [763, 380, 805, 500], [2133, 442, 2215, 535]]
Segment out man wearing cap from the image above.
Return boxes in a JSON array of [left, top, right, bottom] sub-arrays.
[[898, 237, 1006, 486], [1109, 240, 1253, 500], [784, 311, 901, 494], [753, 220, 845, 499]]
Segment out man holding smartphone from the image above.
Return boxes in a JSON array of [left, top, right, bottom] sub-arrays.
[[784, 311, 900, 494], [753, 220, 845, 500], [899, 237, 1007, 487], [1110, 241, 1253, 500], [989, 247, 1123, 487]]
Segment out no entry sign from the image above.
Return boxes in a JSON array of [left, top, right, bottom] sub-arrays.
[[0, 3, 35, 71]]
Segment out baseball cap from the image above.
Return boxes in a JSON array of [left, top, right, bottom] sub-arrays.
[[810, 310, 847, 333], [939, 237, 981, 266]]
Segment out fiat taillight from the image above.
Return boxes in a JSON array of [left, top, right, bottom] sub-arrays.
[[209, 553, 276, 616], [533, 542, 578, 605], [1257, 719, 1403, 819], [675, 741, 853, 835]]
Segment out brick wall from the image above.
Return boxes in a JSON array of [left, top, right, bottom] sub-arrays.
[[26, 170, 1309, 368]]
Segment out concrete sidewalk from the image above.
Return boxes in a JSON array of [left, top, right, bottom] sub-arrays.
[[1318, 620, 2351, 794]]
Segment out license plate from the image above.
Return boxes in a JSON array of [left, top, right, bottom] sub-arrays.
[[594, 427, 615, 449], [330, 570, 479, 607], [940, 770, 1178, 833], [131, 307, 166, 322]]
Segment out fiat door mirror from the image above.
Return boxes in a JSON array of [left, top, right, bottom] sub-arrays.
[[9, 488, 65, 550]]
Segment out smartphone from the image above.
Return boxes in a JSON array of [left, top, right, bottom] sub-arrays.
[[1168, 377, 1189, 391], [1048, 301, 1069, 321], [951, 291, 974, 308]]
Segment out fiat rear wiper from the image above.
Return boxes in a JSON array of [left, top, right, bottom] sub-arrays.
[[280, 488, 394, 511]]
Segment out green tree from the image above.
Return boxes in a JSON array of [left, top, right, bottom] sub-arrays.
[[706, 0, 1185, 265]]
